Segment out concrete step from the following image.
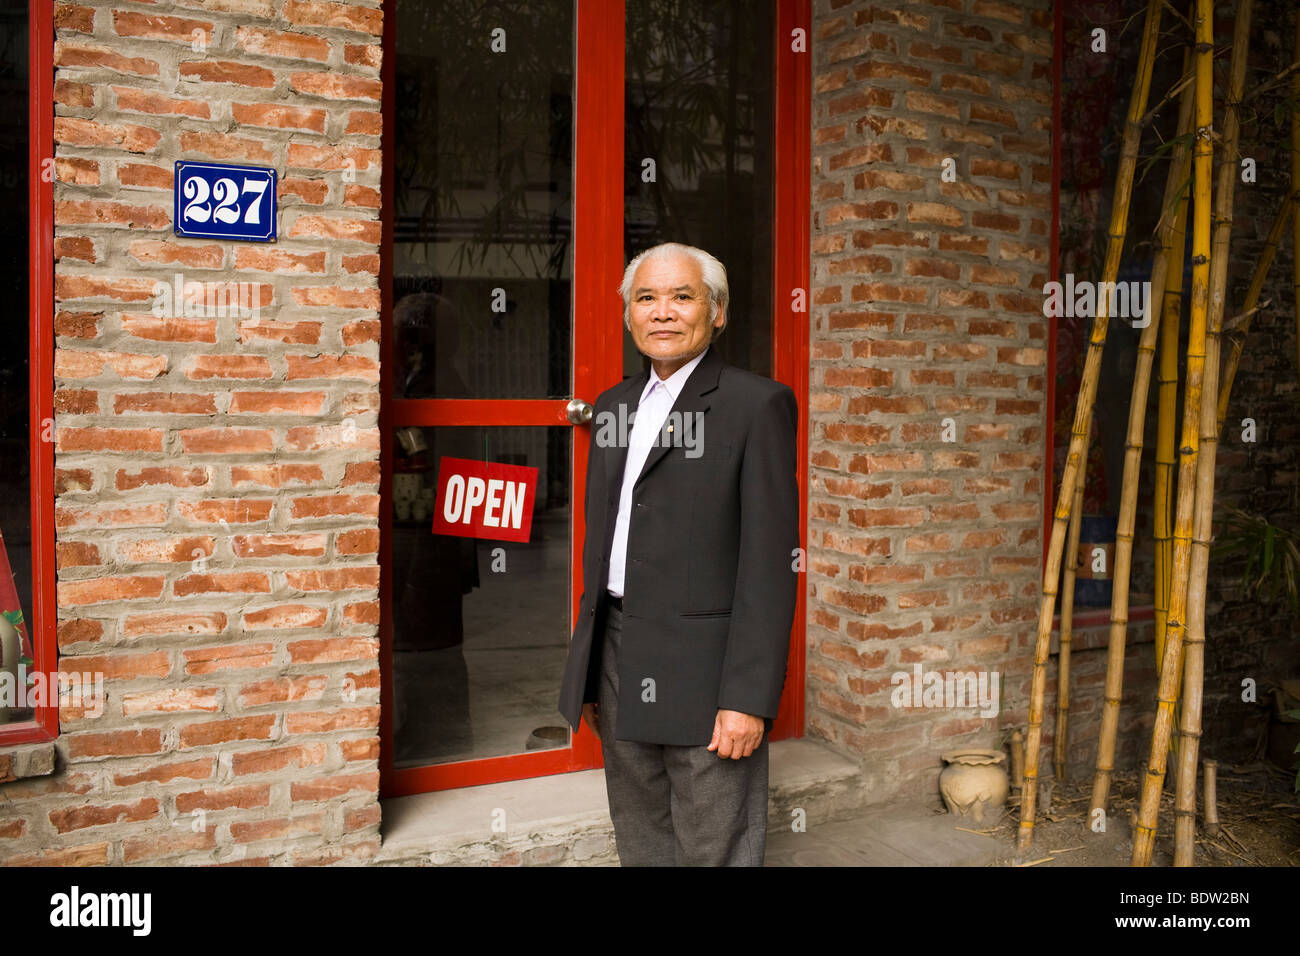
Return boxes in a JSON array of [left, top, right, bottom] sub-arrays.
[[376, 737, 872, 866]]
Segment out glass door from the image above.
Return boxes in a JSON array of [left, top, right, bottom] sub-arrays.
[[380, 0, 807, 796]]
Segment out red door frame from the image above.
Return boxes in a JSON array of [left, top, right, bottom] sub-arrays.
[[379, 0, 810, 797], [0, 0, 57, 749]]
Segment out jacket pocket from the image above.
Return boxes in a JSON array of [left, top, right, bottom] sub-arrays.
[[679, 608, 732, 619]]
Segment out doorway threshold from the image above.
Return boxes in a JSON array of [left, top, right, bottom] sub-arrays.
[[375, 737, 865, 866]]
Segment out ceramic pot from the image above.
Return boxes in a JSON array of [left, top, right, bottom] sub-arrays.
[[939, 748, 1009, 823]]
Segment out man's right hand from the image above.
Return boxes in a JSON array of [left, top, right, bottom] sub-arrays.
[[582, 702, 600, 737]]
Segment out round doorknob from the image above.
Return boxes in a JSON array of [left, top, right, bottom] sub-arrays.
[[566, 398, 594, 424]]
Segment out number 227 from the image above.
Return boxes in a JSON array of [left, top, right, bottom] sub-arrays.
[[182, 175, 268, 225]]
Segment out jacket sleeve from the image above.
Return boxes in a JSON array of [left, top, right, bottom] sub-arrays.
[[577, 397, 606, 705], [715, 384, 800, 719]]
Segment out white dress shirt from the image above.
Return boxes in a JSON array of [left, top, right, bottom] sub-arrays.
[[605, 346, 710, 598]]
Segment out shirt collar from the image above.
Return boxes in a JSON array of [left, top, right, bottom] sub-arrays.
[[641, 345, 709, 404]]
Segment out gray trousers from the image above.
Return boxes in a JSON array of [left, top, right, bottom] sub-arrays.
[[597, 603, 769, 866]]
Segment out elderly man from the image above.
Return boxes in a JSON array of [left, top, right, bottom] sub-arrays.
[[558, 242, 800, 866]]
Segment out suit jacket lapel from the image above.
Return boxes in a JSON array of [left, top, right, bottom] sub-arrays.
[[634, 345, 720, 488]]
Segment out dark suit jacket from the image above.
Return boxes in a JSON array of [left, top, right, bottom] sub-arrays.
[[557, 344, 800, 745]]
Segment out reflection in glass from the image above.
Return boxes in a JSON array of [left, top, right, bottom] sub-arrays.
[[392, 0, 574, 400], [390, 426, 571, 766], [0, 0, 31, 727], [624, 0, 775, 379]]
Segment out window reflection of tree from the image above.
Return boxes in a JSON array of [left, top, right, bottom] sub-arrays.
[[0, 0, 31, 724]]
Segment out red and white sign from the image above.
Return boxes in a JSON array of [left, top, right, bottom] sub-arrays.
[[431, 456, 538, 543]]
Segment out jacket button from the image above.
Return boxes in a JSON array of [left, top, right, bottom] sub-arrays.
[[589, 607, 595, 617]]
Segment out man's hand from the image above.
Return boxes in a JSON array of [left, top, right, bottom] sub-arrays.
[[707, 709, 764, 759], [582, 702, 600, 737]]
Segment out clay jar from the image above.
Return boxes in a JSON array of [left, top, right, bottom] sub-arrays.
[[939, 748, 1010, 823]]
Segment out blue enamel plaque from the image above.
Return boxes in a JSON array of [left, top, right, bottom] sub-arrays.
[[174, 161, 277, 242]]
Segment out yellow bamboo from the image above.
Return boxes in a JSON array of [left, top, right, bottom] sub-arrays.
[[1019, 0, 1164, 853], [1215, 195, 1295, 436], [1172, 0, 1252, 867], [1054, 446, 1086, 781], [1090, 69, 1194, 820], [1153, 160, 1190, 688], [1131, 0, 1213, 867]]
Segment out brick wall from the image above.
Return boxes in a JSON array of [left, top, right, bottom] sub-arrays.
[[1, 0, 384, 866], [807, 0, 1054, 802]]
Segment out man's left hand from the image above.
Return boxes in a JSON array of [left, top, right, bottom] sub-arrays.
[[707, 709, 764, 759]]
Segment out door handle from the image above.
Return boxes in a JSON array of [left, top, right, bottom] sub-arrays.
[[566, 398, 594, 425]]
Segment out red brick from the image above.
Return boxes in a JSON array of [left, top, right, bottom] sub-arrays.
[[231, 743, 326, 776], [113, 758, 215, 787], [55, 41, 159, 77], [113, 86, 210, 118], [50, 798, 158, 833], [290, 771, 378, 802], [122, 829, 217, 863], [178, 715, 277, 749], [230, 813, 324, 843], [290, 71, 381, 101], [179, 59, 275, 88], [235, 25, 331, 61], [243, 604, 329, 629], [183, 643, 274, 675], [66, 728, 164, 759], [284, 706, 379, 734], [286, 637, 378, 664]]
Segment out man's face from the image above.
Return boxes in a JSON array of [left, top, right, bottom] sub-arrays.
[[627, 253, 724, 378]]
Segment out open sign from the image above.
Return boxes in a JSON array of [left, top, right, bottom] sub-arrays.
[[431, 457, 537, 543]]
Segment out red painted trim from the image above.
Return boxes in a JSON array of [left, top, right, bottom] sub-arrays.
[[769, 0, 810, 742], [1, 0, 56, 748], [391, 399, 572, 428], [568, 0, 626, 776], [1044, 0, 1062, 576], [378, 0, 397, 794], [389, 745, 592, 798]]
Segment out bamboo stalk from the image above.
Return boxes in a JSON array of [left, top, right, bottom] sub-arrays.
[[1010, 727, 1024, 789], [1172, 0, 1252, 867], [1203, 759, 1220, 837], [1215, 196, 1295, 436], [1054, 448, 1086, 781], [1090, 68, 1195, 820], [1131, 0, 1214, 867], [1019, 0, 1165, 853], [1153, 149, 1189, 699]]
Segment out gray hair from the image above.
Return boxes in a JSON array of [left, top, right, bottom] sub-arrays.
[[619, 242, 729, 336]]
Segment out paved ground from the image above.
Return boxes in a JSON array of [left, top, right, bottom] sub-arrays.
[[764, 806, 1009, 866]]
